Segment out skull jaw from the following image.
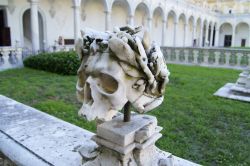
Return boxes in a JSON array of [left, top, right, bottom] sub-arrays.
[[78, 104, 119, 121]]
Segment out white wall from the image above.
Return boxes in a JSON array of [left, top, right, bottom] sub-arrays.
[[81, 0, 106, 31], [39, 0, 74, 49]]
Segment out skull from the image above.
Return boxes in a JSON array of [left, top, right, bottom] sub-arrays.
[[76, 27, 170, 121]]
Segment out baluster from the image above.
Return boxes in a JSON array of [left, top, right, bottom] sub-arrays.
[[225, 52, 231, 66], [193, 50, 199, 64], [248, 54, 250, 68], [16, 50, 23, 66], [214, 51, 220, 66], [184, 49, 189, 63], [236, 53, 243, 67], [166, 49, 171, 62], [2, 50, 10, 70], [175, 49, 180, 63], [203, 50, 209, 64]]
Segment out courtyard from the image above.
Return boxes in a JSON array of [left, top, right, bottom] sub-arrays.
[[0, 64, 249, 165]]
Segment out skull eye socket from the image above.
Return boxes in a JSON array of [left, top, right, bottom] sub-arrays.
[[97, 73, 118, 94]]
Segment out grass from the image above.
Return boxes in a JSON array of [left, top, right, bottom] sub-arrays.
[[0, 65, 249, 165]]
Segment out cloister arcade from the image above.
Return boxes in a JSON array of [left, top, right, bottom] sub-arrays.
[[1, 0, 250, 53]]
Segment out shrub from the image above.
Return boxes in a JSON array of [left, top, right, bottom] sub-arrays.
[[23, 51, 80, 75]]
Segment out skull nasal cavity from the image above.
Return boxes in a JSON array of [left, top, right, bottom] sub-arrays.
[[97, 73, 118, 94]]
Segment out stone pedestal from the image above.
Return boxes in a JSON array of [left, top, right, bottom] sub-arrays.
[[214, 69, 250, 102], [80, 114, 171, 166]]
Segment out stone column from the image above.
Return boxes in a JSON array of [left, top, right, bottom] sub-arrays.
[[72, 0, 81, 41], [30, 0, 40, 54], [214, 28, 219, 47], [173, 21, 177, 47], [192, 24, 197, 47], [105, 11, 111, 31], [161, 20, 166, 46], [231, 25, 235, 47], [147, 17, 152, 35], [209, 23, 214, 47], [183, 23, 188, 47], [205, 24, 209, 47], [199, 23, 204, 47], [128, 15, 134, 26]]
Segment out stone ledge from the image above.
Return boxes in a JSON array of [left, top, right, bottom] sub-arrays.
[[0, 95, 199, 166], [214, 83, 250, 102]]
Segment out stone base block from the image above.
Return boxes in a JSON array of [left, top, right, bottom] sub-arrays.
[[80, 114, 200, 166], [214, 83, 250, 102]]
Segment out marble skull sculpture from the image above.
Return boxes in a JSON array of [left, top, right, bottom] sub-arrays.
[[76, 26, 170, 121]]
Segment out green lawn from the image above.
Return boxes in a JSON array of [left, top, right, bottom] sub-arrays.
[[0, 65, 249, 165]]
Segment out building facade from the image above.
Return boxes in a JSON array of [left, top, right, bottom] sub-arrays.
[[0, 0, 250, 53]]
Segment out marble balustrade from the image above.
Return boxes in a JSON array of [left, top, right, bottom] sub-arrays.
[[0, 47, 24, 71], [161, 47, 250, 69]]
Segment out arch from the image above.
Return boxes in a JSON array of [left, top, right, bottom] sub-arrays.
[[134, 2, 150, 27], [176, 13, 186, 47], [152, 7, 164, 45], [152, 6, 165, 21], [219, 22, 233, 47], [167, 10, 177, 23], [166, 10, 177, 46], [21, 8, 46, 51], [178, 13, 187, 25], [235, 22, 249, 47], [111, 0, 131, 28], [132, 1, 150, 15], [81, 0, 106, 31]]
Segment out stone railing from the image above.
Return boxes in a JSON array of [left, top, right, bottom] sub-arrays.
[[0, 47, 24, 71], [161, 47, 250, 70], [0, 95, 199, 166]]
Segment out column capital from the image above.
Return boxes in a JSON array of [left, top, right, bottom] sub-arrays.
[[28, 0, 39, 4], [148, 17, 152, 21], [104, 10, 111, 14], [128, 14, 134, 18], [72, 0, 81, 7]]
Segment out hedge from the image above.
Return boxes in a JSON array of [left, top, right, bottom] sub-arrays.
[[23, 51, 80, 75]]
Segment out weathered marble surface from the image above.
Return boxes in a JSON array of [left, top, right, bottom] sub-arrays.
[[76, 26, 170, 121], [214, 83, 250, 102], [0, 95, 199, 166], [214, 69, 250, 102], [0, 94, 95, 166]]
